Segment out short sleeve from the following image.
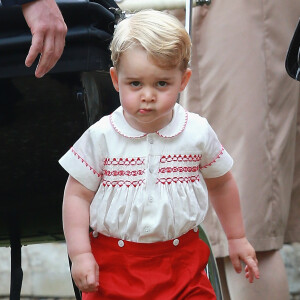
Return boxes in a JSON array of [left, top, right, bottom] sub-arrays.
[[59, 125, 104, 191], [199, 119, 233, 178]]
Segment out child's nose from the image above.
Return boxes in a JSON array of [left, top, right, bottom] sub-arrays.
[[142, 88, 156, 102]]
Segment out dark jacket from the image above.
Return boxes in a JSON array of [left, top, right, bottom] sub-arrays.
[[1, 0, 35, 6]]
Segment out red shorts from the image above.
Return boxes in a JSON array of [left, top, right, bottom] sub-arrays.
[[82, 229, 216, 300]]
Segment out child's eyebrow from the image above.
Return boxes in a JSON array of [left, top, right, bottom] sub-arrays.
[[157, 77, 172, 81], [126, 77, 140, 80], [125, 75, 174, 81]]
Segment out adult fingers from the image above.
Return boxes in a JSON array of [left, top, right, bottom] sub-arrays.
[[34, 23, 66, 78], [25, 32, 44, 69], [34, 33, 55, 78], [53, 23, 66, 60]]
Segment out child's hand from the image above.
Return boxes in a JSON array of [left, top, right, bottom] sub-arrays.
[[71, 252, 99, 292], [228, 237, 260, 283]]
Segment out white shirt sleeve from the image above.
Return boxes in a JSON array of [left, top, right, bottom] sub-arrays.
[[199, 118, 233, 178], [58, 125, 104, 191]]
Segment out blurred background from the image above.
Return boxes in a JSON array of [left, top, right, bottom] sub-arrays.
[[1, 1, 300, 299]]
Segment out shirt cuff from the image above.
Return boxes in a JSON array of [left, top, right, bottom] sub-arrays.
[[1, 0, 36, 7], [59, 148, 102, 192], [200, 148, 234, 178]]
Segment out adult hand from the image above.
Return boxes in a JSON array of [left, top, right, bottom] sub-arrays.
[[22, 0, 67, 78]]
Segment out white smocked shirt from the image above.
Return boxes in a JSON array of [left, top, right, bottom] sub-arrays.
[[59, 103, 233, 243]]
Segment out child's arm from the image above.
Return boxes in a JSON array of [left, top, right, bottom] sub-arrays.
[[205, 171, 260, 283], [62, 175, 98, 292]]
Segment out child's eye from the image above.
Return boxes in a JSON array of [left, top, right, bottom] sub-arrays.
[[157, 81, 167, 87], [130, 81, 141, 87]]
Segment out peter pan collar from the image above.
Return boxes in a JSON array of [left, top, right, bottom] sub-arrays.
[[109, 103, 188, 138]]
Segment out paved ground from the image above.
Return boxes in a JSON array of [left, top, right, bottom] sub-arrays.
[[0, 242, 74, 298], [281, 243, 300, 299]]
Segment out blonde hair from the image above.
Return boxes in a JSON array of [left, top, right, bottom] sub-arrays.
[[110, 10, 191, 71]]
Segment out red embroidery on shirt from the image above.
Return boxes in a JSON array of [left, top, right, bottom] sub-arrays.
[[103, 169, 145, 176], [104, 157, 145, 166], [71, 147, 101, 177], [157, 175, 200, 185], [160, 154, 202, 163], [158, 166, 199, 173], [200, 146, 224, 170], [102, 179, 145, 187]]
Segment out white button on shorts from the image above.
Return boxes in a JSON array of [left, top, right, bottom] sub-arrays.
[[173, 239, 179, 246], [92, 231, 98, 238], [118, 240, 125, 247]]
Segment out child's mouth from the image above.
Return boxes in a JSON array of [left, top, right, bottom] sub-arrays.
[[139, 109, 152, 114]]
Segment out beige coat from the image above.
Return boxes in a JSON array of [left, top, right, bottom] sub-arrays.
[[174, 0, 300, 257]]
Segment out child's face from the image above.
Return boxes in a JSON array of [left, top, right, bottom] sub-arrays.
[[110, 46, 191, 133]]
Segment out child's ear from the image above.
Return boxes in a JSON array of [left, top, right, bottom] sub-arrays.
[[110, 67, 119, 92], [180, 68, 192, 91]]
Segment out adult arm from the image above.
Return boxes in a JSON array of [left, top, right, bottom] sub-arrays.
[[205, 171, 260, 283], [2, 0, 67, 78], [63, 175, 99, 292], [22, 0, 67, 77]]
